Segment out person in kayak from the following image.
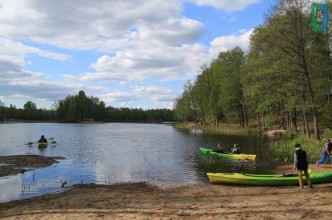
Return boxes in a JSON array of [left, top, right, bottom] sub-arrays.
[[294, 143, 313, 189], [213, 144, 224, 153], [38, 135, 48, 143], [316, 138, 332, 167], [232, 144, 240, 154]]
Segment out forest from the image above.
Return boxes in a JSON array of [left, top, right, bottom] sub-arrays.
[[174, 0, 332, 140], [0, 90, 174, 123]]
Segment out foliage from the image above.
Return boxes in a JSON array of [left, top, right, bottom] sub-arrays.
[[265, 136, 323, 163], [106, 107, 173, 123], [0, 101, 56, 121], [1, 91, 174, 123], [174, 0, 332, 139]]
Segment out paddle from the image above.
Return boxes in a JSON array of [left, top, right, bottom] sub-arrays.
[[25, 137, 57, 145], [282, 169, 312, 177]]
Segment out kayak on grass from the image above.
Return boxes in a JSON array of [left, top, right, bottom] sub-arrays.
[[207, 171, 332, 186], [199, 147, 256, 160]]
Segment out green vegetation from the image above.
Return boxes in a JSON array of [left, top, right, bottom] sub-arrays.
[[265, 130, 332, 163], [0, 91, 174, 123], [0, 100, 56, 121], [174, 0, 332, 140]]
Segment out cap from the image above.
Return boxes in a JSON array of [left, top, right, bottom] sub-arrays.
[[294, 143, 301, 150]]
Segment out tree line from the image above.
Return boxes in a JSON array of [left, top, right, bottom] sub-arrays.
[[174, 0, 332, 139], [0, 91, 174, 123]]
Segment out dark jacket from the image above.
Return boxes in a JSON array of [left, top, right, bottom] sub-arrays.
[[294, 148, 308, 170], [38, 137, 48, 143]]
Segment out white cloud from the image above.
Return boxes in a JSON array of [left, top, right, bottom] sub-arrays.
[[0, 0, 263, 109], [131, 86, 176, 109], [209, 28, 253, 57], [187, 0, 262, 12], [0, 0, 188, 51], [103, 91, 138, 102], [82, 42, 209, 83], [99, 86, 176, 109], [0, 37, 70, 66]]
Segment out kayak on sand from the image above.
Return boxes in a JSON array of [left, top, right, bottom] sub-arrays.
[[207, 171, 332, 186], [199, 147, 256, 160]]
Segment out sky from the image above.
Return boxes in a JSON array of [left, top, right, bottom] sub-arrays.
[[0, 0, 276, 110]]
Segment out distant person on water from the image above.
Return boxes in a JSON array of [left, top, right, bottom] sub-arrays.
[[38, 135, 47, 143], [294, 143, 313, 189], [232, 144, 240, 154], [213, 144, 224, 153], [316, 138, 332, 167]]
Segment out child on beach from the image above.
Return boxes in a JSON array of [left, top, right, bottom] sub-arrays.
[[316, 139, 332, 167], [294, 143, 313, 189]]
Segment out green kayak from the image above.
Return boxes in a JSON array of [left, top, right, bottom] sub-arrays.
[[207, 171, 332, 186], [38, 142, 48, 148], [199, 147, 256, 160]]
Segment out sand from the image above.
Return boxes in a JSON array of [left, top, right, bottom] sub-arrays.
[[1, 155, 332, 219]]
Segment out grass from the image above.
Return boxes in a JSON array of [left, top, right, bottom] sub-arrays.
[[264, 132, 332, 163], [175, 122, 259, 135], [177, 122, 332, 163]]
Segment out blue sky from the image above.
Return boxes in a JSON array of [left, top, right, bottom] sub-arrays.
[[0, 0, 276, 110]]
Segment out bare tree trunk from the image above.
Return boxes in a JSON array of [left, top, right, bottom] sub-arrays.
[[302, 109, 310, 137], [244, 105, 249, 128], [196, 95, 206, 125], [238, 105, 244, 127], [290, 108, 298, 133]]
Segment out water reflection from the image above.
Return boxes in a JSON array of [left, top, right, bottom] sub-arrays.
[[0, 123, 275, 203]]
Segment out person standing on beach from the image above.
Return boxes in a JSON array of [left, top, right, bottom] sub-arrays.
[[294, 143, 313, 189]]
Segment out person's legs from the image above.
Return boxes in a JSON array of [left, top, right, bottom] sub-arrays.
[[297, 170, 304, 188], [303, 169, 312, 188], [317, 152, 327, 166]]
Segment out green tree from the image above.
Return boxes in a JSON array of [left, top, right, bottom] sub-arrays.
[[174, 81, 197, 122], [217, 47, 247, 126], [245, 0, 330, 138]]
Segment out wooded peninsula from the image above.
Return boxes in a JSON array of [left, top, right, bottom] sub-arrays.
[[0, 90, 174, 123]]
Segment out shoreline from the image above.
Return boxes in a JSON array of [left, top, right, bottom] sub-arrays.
[[0, 155, 65, 177], [1, 155, 332, 219], [1, 180, 332, 219]]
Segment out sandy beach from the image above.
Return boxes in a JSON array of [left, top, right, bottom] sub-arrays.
[[1, 155, 332, 219]]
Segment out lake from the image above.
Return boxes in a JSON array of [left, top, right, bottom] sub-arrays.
[[0, 122, 273, 203]]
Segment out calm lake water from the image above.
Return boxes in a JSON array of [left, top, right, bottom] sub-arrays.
[[0, 123, 274, 203]]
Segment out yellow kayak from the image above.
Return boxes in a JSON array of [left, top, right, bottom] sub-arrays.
[[207, 171, 332, 186]]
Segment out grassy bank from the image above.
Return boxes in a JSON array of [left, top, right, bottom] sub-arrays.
[[176, 122, 332, 163], [174, 122, 260, 135], [267, 130, 332, 163]]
